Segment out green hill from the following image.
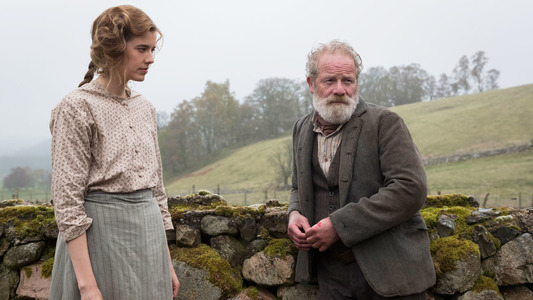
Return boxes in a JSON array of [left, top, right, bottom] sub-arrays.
[[165, 84, 533, 207]]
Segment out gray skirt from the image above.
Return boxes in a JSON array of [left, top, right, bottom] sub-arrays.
[[49, 189, 173, 300]]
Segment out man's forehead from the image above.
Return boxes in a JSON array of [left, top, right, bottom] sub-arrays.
[[317, 52, 356, 73]]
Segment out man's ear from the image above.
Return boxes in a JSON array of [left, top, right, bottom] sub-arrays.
[[307, 77, 315, 94]]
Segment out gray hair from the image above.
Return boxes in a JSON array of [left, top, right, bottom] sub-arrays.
[[306, 39, 363, 82]]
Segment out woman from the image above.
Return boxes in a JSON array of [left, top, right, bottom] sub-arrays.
[[49, 5, 179, 299]]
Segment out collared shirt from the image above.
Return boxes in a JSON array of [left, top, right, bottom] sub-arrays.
[[50, 80, 173, 242], [312, 112, 344, 178]]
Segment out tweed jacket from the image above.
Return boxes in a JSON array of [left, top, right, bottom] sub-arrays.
[[288, 100, 436, 297]]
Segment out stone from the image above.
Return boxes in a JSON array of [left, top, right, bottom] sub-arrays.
[[514, 209, 533, 233], [229, 286, 276, 300], [201, 215, 238, 236], [42, 221, 59, 240], [436, 215, 456, 237], [242, 251, 295, 286], [491, 226, 521, 246], [260, 207, 288, 238], [457, 289, 503, 300], [239, 217, 257, 242], [482, 233, 533, 286], [0, 263, 19, 300], [16, 261, 51, 300], [500, 285, 533, 300], [175, 224, 201, 247], [182, 209, 216, 226], [432, 251, 481, 295], [2, 224, 44, 246], [3, 241, 46, 270], [211, 235, 245, 268], [0, 238, 10, 257], [472, 225, 498, 259], [172, 261, 222, 300], [244, 239, 268, 259], [277, 283, 319, 300], [467, 208, 501, 225]]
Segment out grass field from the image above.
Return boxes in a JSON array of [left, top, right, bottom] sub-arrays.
[[426, 148, 533, 208], [391, 84, 533, 158]]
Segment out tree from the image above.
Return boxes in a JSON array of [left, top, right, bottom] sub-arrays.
[[470, 51, 488, 93], [270, 140, 293, 188], [452, 55, 471, 95], [194, 80, 239, 155], [156, 110, 169, 131], [359, 66, 390, 106], [435, 73, 454, 99], [483, 69, 500, 91], [244, 78, 301, 139], [159, 100, 201, 177], [3, 167, 33, 190]]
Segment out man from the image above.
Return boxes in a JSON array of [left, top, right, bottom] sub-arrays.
[[287, 40, 436, 299]]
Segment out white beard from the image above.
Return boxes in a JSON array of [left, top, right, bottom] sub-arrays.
[[313, 93, 359, 124]]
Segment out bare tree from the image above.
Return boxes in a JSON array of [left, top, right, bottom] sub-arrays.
[[270, 140, 293, 188]]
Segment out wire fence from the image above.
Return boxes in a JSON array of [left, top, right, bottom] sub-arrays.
[[2, 187, 531, 208], [168, 184, 291, 206], [0, 189, 52, 204]]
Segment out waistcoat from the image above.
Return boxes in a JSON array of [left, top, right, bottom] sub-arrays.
[[312, 134, 355, 263]]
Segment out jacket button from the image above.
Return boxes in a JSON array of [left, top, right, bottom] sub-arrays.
[[329, 205, 335, 210], [329, 191, 334, 196]]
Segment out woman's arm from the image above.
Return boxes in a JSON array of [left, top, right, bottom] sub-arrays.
[[67, 233, 103, 299]]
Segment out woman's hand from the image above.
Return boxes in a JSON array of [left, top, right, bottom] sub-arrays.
[[80, 285, 103, 300]]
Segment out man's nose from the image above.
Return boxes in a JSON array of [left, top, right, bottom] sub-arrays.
[[332, 81, 345, 95]]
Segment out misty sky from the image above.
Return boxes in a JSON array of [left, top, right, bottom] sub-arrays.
[[0, 0, 532, 155]]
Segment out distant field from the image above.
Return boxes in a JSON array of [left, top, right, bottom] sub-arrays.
[[391, 84, 533, 158], [426, 148, 533, 207]]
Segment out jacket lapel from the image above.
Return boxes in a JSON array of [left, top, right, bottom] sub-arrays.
[[298, 115, 315, 222], [339, 101, 366, 207]]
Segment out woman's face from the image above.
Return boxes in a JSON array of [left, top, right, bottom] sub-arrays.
[[124, 31, 157, 82]]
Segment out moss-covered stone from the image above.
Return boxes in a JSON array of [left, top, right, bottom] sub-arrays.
[[430, 236, 480, 276], [421, 206, 476, 239], [170, 244, 242, 297], [0, 205, 55, 240], [425, 194, 474, 208], [41, 257, 54, 278], [214, 205, 265, 219], [22, 266, 32, 278], [245, 286, 259, 299], [471, 274, 500, 295], [40, 246, 55, 279], [263, 238, 297, 260]]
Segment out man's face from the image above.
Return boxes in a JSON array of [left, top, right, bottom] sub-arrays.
[[308, 52, 358, 124]]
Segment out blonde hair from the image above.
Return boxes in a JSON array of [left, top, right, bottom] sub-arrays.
[[306, 39, 363, 82], [79, 5, 162, 87]]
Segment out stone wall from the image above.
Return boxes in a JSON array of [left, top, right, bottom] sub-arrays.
[[422, 140, 533, 166], [1, 193, 533, 300]]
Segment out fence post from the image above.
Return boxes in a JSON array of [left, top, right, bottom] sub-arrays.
[[192, 185, 195, 194], [217, 184, 220, 195], [483, 193, 489, 207], [518, 192, 522, 208], [244, 191, 247, 206], [264, 190, 268, 202]]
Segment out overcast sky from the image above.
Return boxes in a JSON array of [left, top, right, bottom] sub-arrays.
[[0, 0, 532, 155]]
